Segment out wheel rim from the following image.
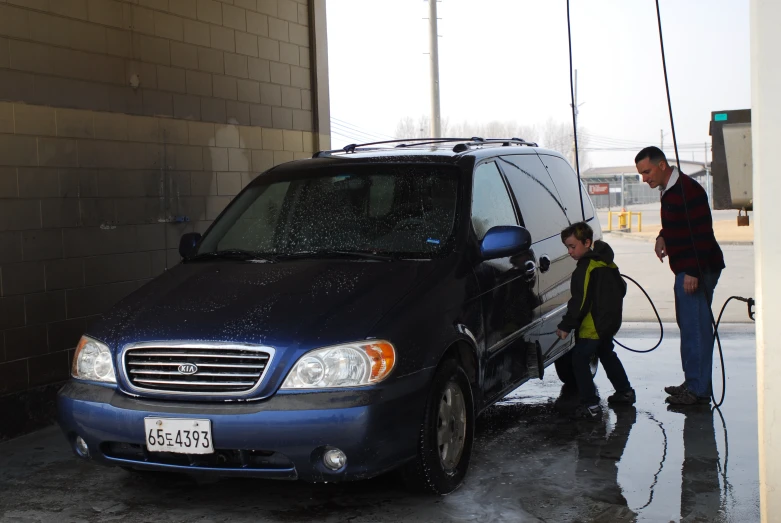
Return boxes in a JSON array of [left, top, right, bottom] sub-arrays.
[[436, 381, 467, 471]]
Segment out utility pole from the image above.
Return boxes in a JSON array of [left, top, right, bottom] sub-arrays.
[[428, 0, 441, 138], [570, 69, 585, 166]]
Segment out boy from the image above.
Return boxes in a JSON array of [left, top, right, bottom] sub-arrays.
[[556, 222, 636, 420]]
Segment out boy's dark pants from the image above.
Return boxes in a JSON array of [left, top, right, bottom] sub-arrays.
[[572, 338, 631, 406]]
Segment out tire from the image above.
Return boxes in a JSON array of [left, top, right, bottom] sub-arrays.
[[554, 350, 599, 386], [402, 359, 475, 495]]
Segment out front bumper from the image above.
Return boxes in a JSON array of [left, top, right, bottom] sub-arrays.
[[57, 370, 431, 482]]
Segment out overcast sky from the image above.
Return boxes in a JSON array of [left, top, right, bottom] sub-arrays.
[[325, 0, 750, 168]]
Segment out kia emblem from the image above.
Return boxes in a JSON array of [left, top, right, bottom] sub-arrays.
[[178, 363, 198, 375]]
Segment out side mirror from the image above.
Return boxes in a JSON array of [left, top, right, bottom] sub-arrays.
[[480, 225, 532, 260], [179, 232, 202, 258]]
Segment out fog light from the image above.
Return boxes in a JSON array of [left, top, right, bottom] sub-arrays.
[[323, 449, 346, 470], [75, 436, 90, 458]]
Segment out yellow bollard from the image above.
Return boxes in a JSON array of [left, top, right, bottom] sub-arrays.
[[607, 211, 613, 231]]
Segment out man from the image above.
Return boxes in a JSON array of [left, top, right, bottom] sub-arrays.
[[635, 146, 725, 405]]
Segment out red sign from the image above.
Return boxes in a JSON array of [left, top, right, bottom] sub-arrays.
[[588, 183, 610, 195]]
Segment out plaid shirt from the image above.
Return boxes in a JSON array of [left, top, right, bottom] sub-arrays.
[[659, 171, 725, 277]]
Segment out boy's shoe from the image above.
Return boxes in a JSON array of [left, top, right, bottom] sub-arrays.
[[607, 388, 636, 405], [571, 404, 603, 421], [665, 389, 711, 406], [664, 382, 687, 396]]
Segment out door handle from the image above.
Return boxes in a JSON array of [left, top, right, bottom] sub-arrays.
[[524, 260, 537, 278], [539, 255, 551, 273]]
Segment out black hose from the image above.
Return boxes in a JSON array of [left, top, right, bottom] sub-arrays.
[[614, 274, 664, 353], [566, 0, 586, 222]]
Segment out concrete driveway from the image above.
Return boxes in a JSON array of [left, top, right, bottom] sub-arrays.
[[0, 325, 759, 523]]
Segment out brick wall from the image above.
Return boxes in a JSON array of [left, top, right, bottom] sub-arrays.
[[0, 0, 330, 439]]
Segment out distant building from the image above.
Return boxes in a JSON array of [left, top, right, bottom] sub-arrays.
[[582, 161, 710, 184], [582, 161, 712, 208]]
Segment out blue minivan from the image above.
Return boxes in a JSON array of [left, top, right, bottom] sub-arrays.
[[57, 138, 600, 494]]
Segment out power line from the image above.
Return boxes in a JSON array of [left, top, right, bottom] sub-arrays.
[[330, 125, 388, 144], [330, 122, 384, 140], [330, 123, 383, 143], [330, 117, 394, 140], [580, 131, 708, 149], [331, 117, 395, 139], [583, 144, 709, 152], [330, 129, 366, 144]]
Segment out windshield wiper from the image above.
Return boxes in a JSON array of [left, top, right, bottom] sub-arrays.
[[277, 250, 396, 262], [187, 249, 277, 263]]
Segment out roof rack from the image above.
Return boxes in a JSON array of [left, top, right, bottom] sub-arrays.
[[312, 137, 538, 158]]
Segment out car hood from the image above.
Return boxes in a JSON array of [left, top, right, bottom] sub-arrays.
[[90, 259, 440, 352]]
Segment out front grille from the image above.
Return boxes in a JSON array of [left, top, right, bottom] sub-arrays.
[[123, 343, 272, 395]]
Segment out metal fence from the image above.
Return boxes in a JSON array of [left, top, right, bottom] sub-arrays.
[[588, 182, 660, 209], [586, 174, 714, 210]]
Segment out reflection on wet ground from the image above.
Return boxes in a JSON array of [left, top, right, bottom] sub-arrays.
[[0, 325, 759, 522], [491, 324, 759, 522]]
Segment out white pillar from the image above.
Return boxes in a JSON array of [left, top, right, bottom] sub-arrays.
[[428, 0, 441, 138], [751, 1, 781, 521], [310, 0, 331, 150]]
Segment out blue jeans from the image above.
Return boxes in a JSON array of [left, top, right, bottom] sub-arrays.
[[572, 338, 632, 406], [674, 270, 721, 398]]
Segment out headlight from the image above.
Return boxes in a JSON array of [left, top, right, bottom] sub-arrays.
[[280, 341, 396, 389], [72, 336, 116, 383]]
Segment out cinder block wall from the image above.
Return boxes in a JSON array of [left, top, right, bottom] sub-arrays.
[[0, 0, 330, 439]]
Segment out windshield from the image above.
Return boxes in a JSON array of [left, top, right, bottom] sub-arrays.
[[196, 164, 460, 258]]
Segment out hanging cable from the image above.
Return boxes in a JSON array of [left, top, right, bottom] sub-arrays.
[[655, 1, 681, 170], [566, 0, 586, 222]]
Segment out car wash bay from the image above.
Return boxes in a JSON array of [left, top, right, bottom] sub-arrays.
[[0, 324, 759, 522]]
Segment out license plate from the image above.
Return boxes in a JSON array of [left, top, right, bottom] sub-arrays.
[[143, 418, 214, 454]]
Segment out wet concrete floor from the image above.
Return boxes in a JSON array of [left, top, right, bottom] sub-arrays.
[[0, 324, 759, 522]]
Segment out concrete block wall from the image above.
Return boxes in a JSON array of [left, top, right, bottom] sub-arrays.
[[0, 0, 330, 439]]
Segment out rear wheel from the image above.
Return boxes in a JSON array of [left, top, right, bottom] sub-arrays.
[[402, 359, 474, 495], [554, 351, 598, 385]]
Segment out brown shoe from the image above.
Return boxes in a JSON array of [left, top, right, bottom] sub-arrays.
[[664, 382, 686, 396], [665, 389, 710, 406]]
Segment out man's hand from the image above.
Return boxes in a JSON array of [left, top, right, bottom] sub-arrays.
[[556, 329, 569, 340], [655, 236, 667, 262], [684, 274, 699, 294]]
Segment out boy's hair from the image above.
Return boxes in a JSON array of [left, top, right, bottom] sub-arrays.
[[561, 221, 593, 244]]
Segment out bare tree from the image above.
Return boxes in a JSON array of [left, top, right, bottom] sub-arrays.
[[393, 117, 418, 139], [396, 116, 576, 154], [421, 118, 539, 143], [540, 118, 590, 170]]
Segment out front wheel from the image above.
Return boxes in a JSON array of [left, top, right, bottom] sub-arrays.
[[402, 359, 475, 495], [554, 350, 599, 386]]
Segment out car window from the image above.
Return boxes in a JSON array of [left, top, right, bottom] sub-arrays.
[[537, 154, 595, 222], [198, 164, 460, 257], [500, 155, 570, 243], [218, 181, 290, 251], [471, 162, 518, 240]]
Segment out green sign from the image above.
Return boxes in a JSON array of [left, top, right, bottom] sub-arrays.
[[714, 113, 728, 122]]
